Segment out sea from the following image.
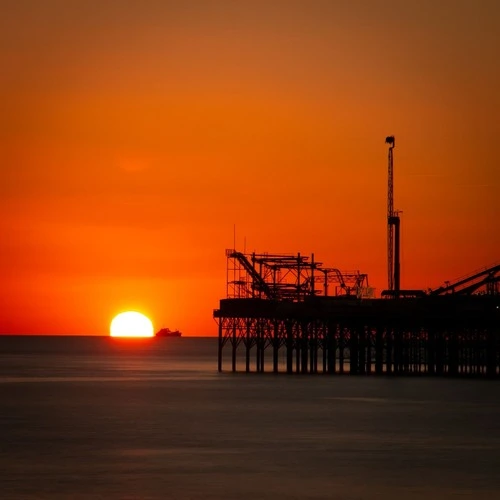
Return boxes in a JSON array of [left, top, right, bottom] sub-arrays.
[[0, 335, 499, 500]]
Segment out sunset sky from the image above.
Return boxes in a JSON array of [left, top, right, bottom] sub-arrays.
[[1, 0, 499, 335]]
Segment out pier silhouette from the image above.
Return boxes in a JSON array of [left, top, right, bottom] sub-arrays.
[[214, 138, 499, 378], [214, 252, 499, 377]]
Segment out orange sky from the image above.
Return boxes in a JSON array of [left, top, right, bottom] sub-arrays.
[[1, 0, 499, 335]]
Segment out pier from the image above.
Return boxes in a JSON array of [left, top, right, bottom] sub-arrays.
[[214, 139, 499, 377], [214, 252, 500, 377]]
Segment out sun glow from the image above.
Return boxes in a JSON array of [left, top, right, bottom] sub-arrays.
[[110, 311, 154, 337]]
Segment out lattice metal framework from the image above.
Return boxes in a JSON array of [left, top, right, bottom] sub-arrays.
[[386, 135, 400, 294], [216, 308, 500, 377], [225, 250, 372, 300], [430, 263, 500, 296]]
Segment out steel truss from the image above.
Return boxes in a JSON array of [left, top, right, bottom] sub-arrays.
[[226, 249, 372, 300], [217, 315, 499, 377], [430, 263, 500, 296]]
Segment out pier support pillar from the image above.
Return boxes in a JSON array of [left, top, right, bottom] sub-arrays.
[[245, 321, 250, 372], [436, 330, 444, 376], [339, 326, 345, 374], [273, 321, 279, 373], [350, 328, 359, 375], [358, 326, 366, 375], [487, 328, 497, 378], [375, 327, 383, 375], [386, 327, 393, 375], [218, 320, 223, 372], [232, 322, 237, 372], [286, 321, 293, 374], [301, 323, 308, 374], [449, 330, 459, 376], [327, 323, 336, 374]]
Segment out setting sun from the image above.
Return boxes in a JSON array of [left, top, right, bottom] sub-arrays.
[[110, 312, 154, 338]]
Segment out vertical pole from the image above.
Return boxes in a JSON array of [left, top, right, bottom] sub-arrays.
[[309, 324, 316, 374], [322, 337, 327, 374], [256, 320, 261, 372], [313, 329, 318, 373], [487, 328, 496, 378], [366, 327, 372, 375], [297, 252, 301, 301], [218, 319, 223, 372], [427, 327, 435, 375], [386, 326, 393, 375], [436, 330, 444, 376], [339, 326, 344, 374], [375, 326, 383, 375], [327, 322, 336, 374], [402, 330, 408, 373], [449, 329, 459, 376], [358, 326, 366, 375], [311, 253, 315, 298], [417, 330, 421, 373], [286, 320, 293, 374], [245, 320, 250, 373], [474, 329, 481, 375], [321, 321, 329, 373], [409, 330, 413, 373], [301, 322, 308, 374], [296, 335, 301, 373], [273, 320, 279, 373], [393, 328, 400, 375], [232, 320, 237, 372], [386, 136, 395, 292], [260, 320, 266, 373], [350, 327, 359, 375], [394, 217, 400, 295]]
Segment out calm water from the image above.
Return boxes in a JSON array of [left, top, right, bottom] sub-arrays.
[[0, 336, 499, 500]]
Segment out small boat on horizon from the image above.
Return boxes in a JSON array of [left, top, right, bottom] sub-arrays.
[[155, 327, 182, 338]]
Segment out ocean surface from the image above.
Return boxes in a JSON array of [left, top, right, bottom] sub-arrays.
[[0, 335, 499, 500]]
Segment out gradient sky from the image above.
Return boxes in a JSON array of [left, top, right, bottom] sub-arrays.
[[1, 0, 499, 335]]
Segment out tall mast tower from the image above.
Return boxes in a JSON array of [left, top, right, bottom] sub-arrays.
[[386, 136, 400, 295]]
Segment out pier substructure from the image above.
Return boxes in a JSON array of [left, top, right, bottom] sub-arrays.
[[214, 296, 500, 378]]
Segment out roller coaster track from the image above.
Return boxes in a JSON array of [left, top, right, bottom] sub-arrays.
[[228, 251, 275, 299], [430, 262, 500, 296], [316, 268, 369, 296]]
